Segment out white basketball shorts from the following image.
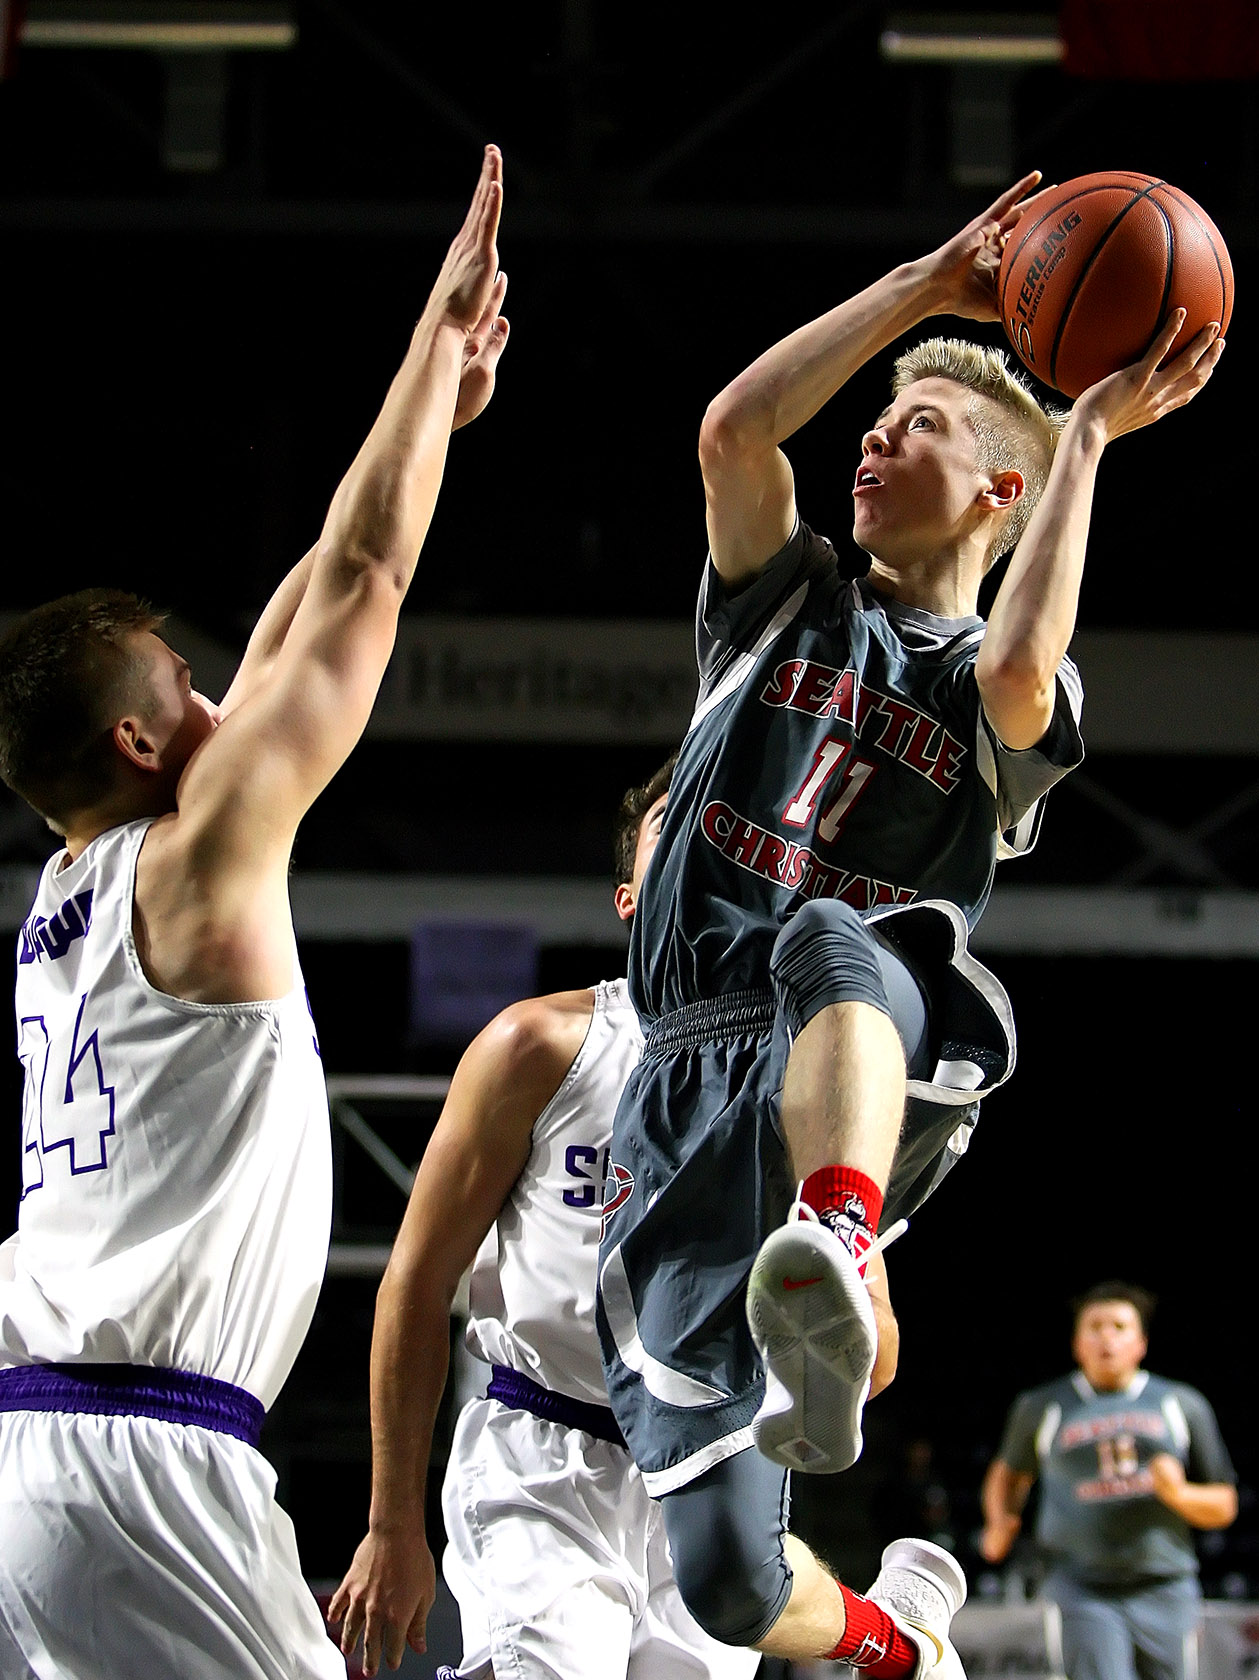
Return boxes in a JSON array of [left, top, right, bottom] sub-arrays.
[[439, 1396, 760, 1680], [0, 1410, 346, 1680]]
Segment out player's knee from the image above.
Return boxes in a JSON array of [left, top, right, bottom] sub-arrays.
[[667, 1517, 786, 1647], [770, 898, 890, 1038]]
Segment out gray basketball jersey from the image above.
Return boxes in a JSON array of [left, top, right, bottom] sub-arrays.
[[999, 1369, 1236, 1584], [630, 521, 1084, 1018]]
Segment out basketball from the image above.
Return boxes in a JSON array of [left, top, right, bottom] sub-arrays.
[[996, 171, 1233, 398]]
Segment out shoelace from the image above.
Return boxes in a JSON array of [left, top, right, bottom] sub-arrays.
[[789, 1194, 910, 1276]]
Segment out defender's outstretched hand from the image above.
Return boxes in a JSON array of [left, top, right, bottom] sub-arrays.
[[1071, 309, 1224, 441], [427, 143, 505, 334], [920, 171, 1044, 322], [453, 271, 510, 430]]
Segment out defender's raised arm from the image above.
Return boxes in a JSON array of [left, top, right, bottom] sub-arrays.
[[131, 148, 509, 1003], [195, 146, 506, 827]]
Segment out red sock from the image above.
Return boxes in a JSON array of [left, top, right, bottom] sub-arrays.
[[800, 1165, 884, 1271], [825, 1583, 919, 1675]]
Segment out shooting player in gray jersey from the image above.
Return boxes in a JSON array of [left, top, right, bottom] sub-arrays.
[[981, 1282, 1236, 1680], [595, 169, 1225, 1679]]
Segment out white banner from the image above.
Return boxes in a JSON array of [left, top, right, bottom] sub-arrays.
[[362, 620, 1259, 750], [368, 617, 697, 743], [5, 611, 1259, 750]]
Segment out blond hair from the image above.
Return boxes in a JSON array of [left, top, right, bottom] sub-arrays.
[[891, 338, 1067, 565]]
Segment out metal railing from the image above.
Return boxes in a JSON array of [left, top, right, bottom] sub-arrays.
[[325, 1073, 451, 1278]]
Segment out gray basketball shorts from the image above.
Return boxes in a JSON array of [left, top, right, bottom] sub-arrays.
[[595, 897, 1015, 1494]]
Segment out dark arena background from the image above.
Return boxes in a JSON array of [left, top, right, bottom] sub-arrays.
[[2, 4, 1258, 1676]]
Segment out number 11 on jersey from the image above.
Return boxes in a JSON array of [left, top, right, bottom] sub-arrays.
[[783, 737, 877, 842]]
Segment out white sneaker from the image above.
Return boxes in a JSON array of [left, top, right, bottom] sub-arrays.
[[745, 1212, 876, 1473], [866, 1538, 968, 1679]]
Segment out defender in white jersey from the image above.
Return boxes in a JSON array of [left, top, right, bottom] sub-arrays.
[[0, 146, 510, 1680], [328, 763, 762, 1680]]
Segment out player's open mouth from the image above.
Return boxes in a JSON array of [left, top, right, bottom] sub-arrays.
[[854, 468, 881, 493]]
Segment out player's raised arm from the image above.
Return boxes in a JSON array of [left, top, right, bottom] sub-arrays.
[[216, 271, 509, 724], [182, 145, 504, 842], [699, 173, 1042, 588], [217, 261, 509, 725], [327, 994, 589, 1678], [215, 545, 318, 719], [977, 308, 1223, 750]]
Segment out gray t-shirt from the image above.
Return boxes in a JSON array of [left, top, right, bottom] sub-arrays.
[[998, 1369, 1236, 1584]]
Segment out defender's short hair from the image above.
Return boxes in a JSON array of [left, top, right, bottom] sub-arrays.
[[613, 752, 677, 886], [892, 337, 1068, 566], [0, 589, 166, 834], [1071, 1280, 1157, 1337]]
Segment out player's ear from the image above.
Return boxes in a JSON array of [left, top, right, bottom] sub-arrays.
[[980, 469, 1024, 511], [614, 883, 636, 922], [113, 715, 163, 774]]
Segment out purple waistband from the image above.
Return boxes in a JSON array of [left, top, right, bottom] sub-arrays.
[[0, 1363, 265, 1448], [487, 1364, 626, 1448]]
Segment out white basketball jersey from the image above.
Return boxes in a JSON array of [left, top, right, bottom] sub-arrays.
[[0, 819, 331, 1410], [464, 978, 642, 1406]]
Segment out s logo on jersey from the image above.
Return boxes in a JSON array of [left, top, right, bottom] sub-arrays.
[[601, 1161, 635, 1240]]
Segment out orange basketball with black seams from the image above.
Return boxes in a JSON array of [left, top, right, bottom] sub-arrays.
[[996, 171, 1233, 399]]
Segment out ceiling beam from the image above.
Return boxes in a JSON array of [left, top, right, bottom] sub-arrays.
[[20, 1, 295, 50]]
